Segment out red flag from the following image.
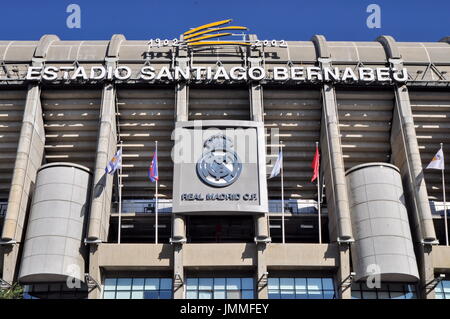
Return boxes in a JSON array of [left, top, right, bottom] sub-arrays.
[[311, 145, 320, 182], [149, 148, 159, 182]]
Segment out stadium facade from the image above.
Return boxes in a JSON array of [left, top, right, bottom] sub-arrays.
[[0, 32, 450, 299]]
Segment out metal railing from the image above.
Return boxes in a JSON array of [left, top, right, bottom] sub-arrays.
[[111, 199, 325, 215], [268, 199, 324, 214], [112, 199, 173, 214]]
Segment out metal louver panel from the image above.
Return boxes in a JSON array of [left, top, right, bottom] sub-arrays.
[[263, 89, 321, 199], [337, 90, 394, 170], [41, 89, 101, 170], [117, 88, 175, 199], [410, 91, 450, 200], [0, 90, 26, 200], [188, 88, 250, 120]]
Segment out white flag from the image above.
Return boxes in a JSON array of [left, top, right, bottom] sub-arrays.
[[269, 151, 283, 179], [105, 148, 122, 175], [426, 147, 444, 170]]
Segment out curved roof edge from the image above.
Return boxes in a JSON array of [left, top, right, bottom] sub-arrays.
[[0, 36, 449, 66]]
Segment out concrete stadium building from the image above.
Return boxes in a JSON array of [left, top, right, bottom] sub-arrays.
[[0, 33, 450, 299]]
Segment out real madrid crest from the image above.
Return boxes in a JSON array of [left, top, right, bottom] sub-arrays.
[[196, 134, 242, 188]]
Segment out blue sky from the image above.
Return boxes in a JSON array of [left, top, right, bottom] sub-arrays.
[[1, 0, 449, 42]]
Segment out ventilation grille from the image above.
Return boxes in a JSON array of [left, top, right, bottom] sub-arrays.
[[117, 89, 175, 199], [337, 90, 394, 170], [263, 89, 321, 199], [410, 91, 450, 200], [41, 89, 101, 170], [0, 90, 26, 200], [189, 88, 250, 121]]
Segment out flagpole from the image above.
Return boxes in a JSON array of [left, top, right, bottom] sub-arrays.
[[280, 142, 285, 244], [155, 140, 159, 244], [441, 143, 448, 246], [118, 142, 123, 244], [316, 141, 322, 244]]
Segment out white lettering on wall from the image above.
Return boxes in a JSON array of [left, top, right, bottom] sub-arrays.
[[21, 65, 409, 83]]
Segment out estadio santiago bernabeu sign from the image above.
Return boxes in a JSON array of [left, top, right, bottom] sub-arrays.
[[3, 19, 411, 85], [0, 19, 408, 84], [22, 65, 408, 84]]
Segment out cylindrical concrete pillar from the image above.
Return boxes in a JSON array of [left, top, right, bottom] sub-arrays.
[[18, 163, 91, 283], [346, 163, 419, 282], [255, 214, 269, 240], [172, 214, 186, 241]]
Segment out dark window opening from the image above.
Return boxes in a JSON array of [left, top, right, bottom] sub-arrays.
[[186, 215, 254, 243], [269, 215, 329, 243], [188, 87, 251, 121], [108, 215, 172, 243], [433, 218, 450, 246], [23, 283, 88, 299]]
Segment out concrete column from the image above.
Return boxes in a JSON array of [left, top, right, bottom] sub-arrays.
[[172, 215, 186, 299], [320, 84, 353, 241], [247, 34, 264, 122], [418, 244, 435, 299], [248, 59, 264, 122], [0, 34, 59, 284], [377, 35, 437, 299], [256, 243, 268, 299], [86, 74, 117, 301], [176, 83, 188, 122], [86, 35, 125, 298], [87, 34, 125, 299], [172, 44, 190, 299], [247, 40, 269, 299], [255, 213, 270, 299], [86, 34, 124, 243], [175, 51, 189, 122], [336, 244, 352, 299], [1, 83, 45, 284], [86, 81, 117, 242], [249, 82, 263, 122], [173, 244, 184, 299], [391, 85, 437, 243], [81, 84, 116, 299], [312, 35, 353, 242], [377, 35, 436, 244], [391, 89, 437, 298], [87, 244, 102, 299]]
